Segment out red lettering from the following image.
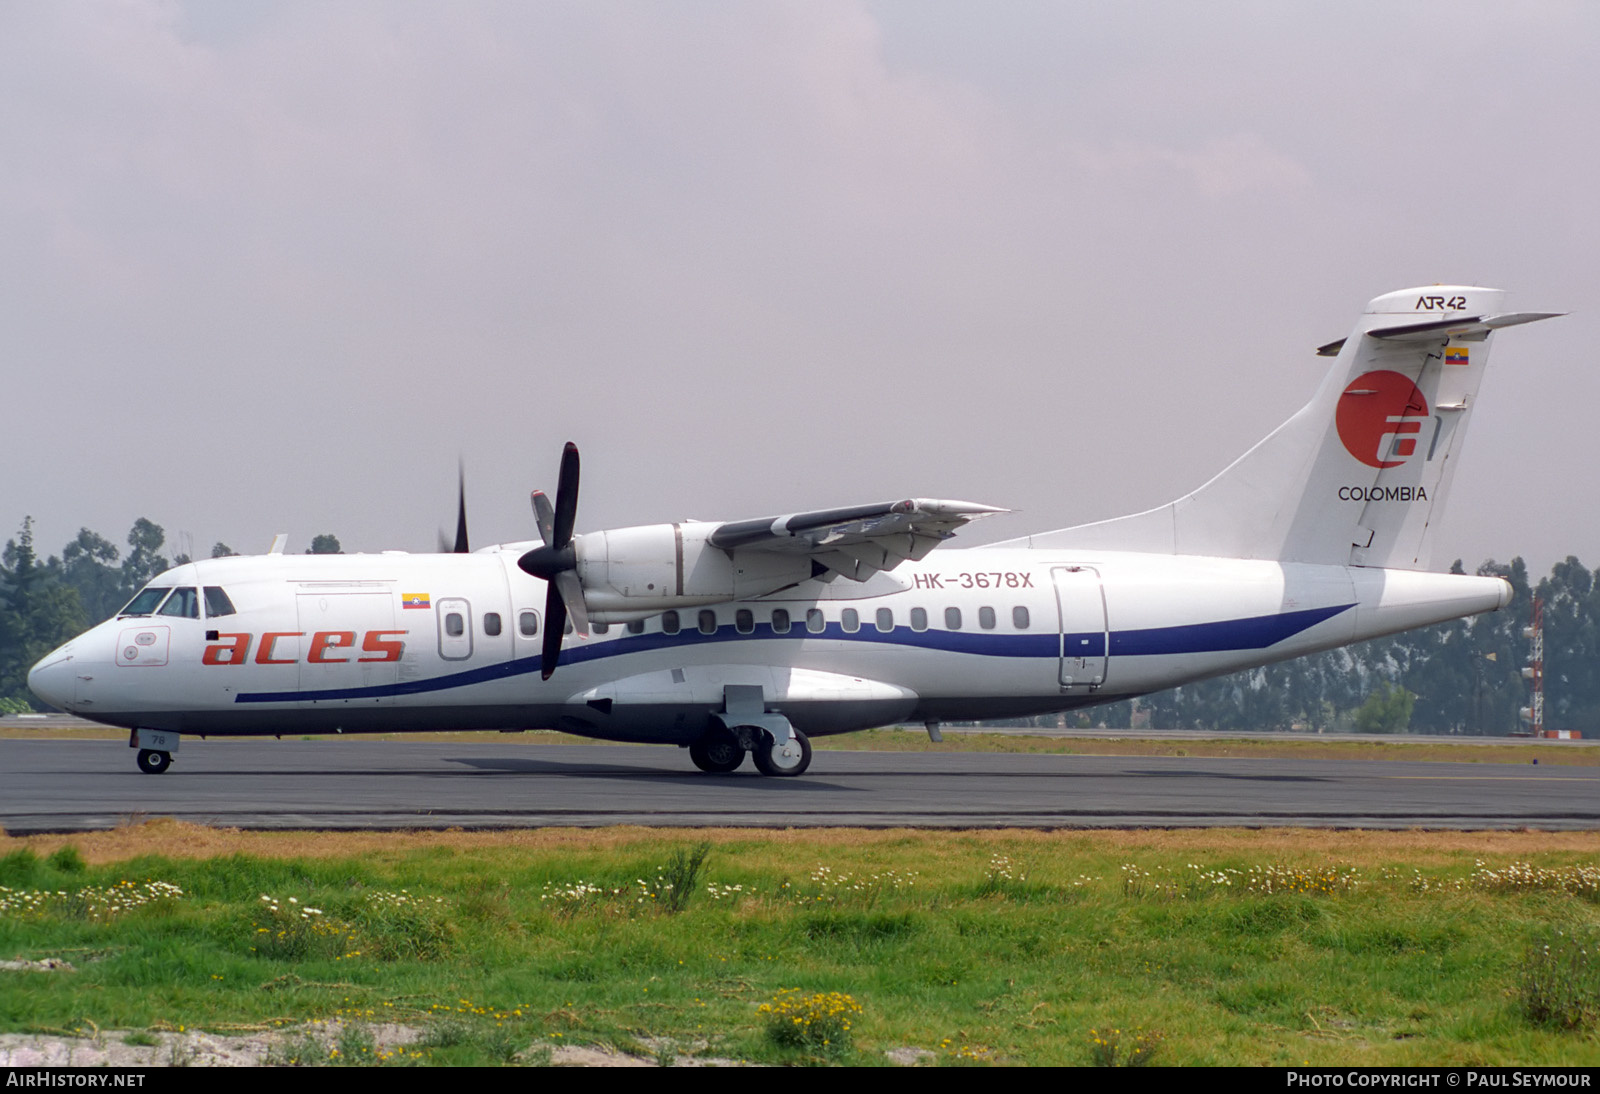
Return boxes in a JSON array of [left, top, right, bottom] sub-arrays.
[[202, 633, 252, 666], [207, 630, 404, 665], [255, 632, 303, 665], [359, 630, 407, 663], [308, 631, 356, 663]]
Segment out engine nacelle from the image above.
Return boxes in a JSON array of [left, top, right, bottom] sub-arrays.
[[575, 522, 813, 619]]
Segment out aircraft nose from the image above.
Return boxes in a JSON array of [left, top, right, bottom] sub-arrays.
[[27, 645, 74, 709]]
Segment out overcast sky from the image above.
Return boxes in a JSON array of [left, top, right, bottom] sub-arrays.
[[3, 1, 1594, 576]]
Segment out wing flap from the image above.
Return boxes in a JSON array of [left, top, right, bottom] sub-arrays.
[[708, 497, 1007, 582]]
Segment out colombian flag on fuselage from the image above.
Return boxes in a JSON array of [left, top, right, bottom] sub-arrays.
[[1445, 346, 1469, 366], [402, 592, 431, 610]]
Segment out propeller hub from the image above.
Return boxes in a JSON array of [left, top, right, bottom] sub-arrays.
[[518, 543, 575, 581]]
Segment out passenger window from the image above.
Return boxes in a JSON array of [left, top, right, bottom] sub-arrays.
[[945, 607, 962, 630], [841, 608, 859, 633], [518, 610, 539, 636], [1013, 606, 1030, 629], [563, 617, 573, 635], [662, 610, 680, 635], [484, 612, 502, 637], [771, 608, 791, 634], [627, 619, 645, 635], [445, 612, 465, 637], [735, 609, 754, 634], [593, 622, 610, 635], [698, 610, 717, 635], [910, 607, 928, 632], [158, 587, 199, 619], [876, 608, 893, 632], [120, 587, 170, 616], [203, 587, 236, 618], [979, 606, 997, 630], [806, 608, 825, 633]]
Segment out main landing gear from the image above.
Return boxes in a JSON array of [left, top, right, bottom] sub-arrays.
[[686, 725, 812, 777], [689, 727, 746, 773], [753, 728, 811, 777]]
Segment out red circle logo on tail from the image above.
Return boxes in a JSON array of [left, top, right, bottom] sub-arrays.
[[1336, 370, 1430, 469]]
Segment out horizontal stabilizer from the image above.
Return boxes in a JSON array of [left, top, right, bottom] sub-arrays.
[[1370, 312, 1564, 343], [1317, 312, 1561, 355]]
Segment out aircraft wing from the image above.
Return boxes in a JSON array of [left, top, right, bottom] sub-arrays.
[[707, 498, 1008, 582]]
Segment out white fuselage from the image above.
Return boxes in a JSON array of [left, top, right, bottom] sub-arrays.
[[28, 544, 1510, 742]]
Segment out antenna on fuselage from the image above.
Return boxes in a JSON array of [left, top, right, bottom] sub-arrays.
[[268, 534, 288, 555]]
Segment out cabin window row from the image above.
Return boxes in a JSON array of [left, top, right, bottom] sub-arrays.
[[494, 606, 1031, 639], [641, 605, 1032, 634]]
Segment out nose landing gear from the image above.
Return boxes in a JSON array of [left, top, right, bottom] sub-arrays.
[[130, 728, 179, 774], [136, 749, 172, 775]]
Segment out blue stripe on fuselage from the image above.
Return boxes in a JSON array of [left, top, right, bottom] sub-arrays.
[[233, 603, 1353, 704], [1112, 603, 1351, 656]]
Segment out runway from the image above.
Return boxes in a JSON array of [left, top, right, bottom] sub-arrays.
[[2, 738, 1597, 833]]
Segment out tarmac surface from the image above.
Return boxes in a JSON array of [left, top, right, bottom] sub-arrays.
[[3, 736, 1597, 833]]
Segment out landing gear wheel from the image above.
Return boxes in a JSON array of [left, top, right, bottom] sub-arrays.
[[689, 729, 745, 773], [136, 749, 171, 775], [753, 728, 811, 777]]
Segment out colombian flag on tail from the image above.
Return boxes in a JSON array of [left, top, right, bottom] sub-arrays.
[[1445, 346, 1469, 366]]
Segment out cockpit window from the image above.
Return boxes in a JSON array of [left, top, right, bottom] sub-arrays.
[[203, 587, 237, 618], [119, 587, 171, 617], [157, 587, 200, 618]]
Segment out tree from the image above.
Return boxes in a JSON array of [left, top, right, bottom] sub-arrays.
[[61, 527, 124, 623], [211, 542, 236, 558], [1353, 681, 1415, 733], [305, 534, 343, 555], [121, 518, 170, 594], [1536, 557, 1600, 731], [0, 518, 86, 705]]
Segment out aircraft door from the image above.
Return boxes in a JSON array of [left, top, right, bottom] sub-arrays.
[[437, 597, 473, 661], [1052, 566, 1108, 690], [296, 593, 400, 697]]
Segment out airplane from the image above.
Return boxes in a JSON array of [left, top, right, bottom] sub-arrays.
[[27, 285, 1560, 777]]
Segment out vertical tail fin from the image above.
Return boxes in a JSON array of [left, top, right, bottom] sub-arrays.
[[1015, 286, 1559, 569]]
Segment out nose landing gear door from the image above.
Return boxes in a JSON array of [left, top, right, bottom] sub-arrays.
[[1052, 566, 1108, 691]]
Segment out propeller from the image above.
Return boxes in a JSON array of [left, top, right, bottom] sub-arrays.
[[517, 442, 589, 679], [437, 460, 470, 554]]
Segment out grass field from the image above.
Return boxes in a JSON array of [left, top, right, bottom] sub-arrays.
[[2, 823, 1598, 1066]]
